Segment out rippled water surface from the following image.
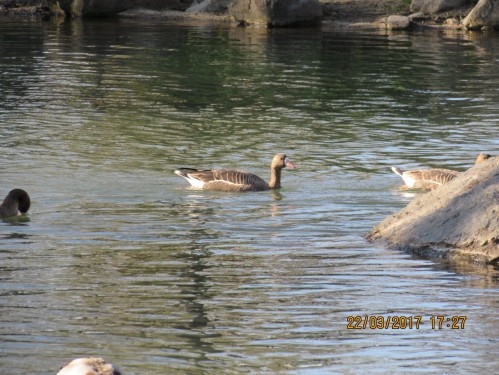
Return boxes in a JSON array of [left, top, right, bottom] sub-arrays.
[[1, 18, 499, 374]]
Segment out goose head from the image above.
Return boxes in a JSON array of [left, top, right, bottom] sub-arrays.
[[476, 153, 492, 164], [0, 189, 31, 218], [13, 189, 31, 214], [272, 153, 295, 170], [57, 357, 121, 375]]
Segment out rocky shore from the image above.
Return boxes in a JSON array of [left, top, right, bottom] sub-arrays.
[[0, 0, 481, 30]]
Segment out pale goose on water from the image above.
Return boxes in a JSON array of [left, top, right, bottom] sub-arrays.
[[174, 153, 295, 192], [57, 357, 121, 375], [0, 188, 30, 218], [391, 153, 491, 190]]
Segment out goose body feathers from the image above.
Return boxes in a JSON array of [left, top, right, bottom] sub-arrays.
[[175, 154, 295, 192], [391, 153, 491, 190], [0, 189, 31, 218], [57, 357, 121, 375], [175, 168, 270, 192], [391, 167, 459, 189]]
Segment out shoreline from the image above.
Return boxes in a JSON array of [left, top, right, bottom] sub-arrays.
[[0, 1, 475, 31]]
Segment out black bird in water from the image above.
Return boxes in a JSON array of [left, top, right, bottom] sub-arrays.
[[0, 189, 31, 218]]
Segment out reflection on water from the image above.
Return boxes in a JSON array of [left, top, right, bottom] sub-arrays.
[[1, 18, 499, 374]]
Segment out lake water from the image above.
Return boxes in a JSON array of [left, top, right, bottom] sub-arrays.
[[1, 17, 499, 375]]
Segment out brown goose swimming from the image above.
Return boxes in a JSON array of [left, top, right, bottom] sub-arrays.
[[175, 153, 295, 192], [0, 189, 30, 218], [57, 357, 121, 375], [391, 153, 491, 190]]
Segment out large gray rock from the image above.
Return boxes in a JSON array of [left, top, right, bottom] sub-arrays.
[[54, 0, 323, 22], [410, 0, 468, 14], [462, 0, 499, 30], [387, 15, 411, 30], [228, 0, 323, 26], [270, 0, 323, 25], [228, 0, 268, 25], [186, 0, 232, 14], [367, 156, 499, 264], [59, 0, 188, 16]]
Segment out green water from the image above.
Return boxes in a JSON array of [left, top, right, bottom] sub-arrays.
[[1, 18, 498, 374]]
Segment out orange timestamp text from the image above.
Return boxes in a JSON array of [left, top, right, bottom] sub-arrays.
[[347, 315, 467, 330]]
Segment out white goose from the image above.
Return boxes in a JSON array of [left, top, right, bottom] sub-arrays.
[[175, 153, 295, 192], [391, 153, 491, 190], [0, 189, 31, 218], [57, 357, 121, 375]]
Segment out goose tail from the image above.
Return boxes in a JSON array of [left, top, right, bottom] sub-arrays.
[[391, 166, 404, 176], [174, 168, 198, 178]]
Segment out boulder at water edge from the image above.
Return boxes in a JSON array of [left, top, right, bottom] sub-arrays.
[[462, 0, 499, 30], [410, 0, 468, 13], [186, 0, 233, 14], [228, 0, 324, 26], [58, 0, 188, 16], [367, 156, 499, 264]]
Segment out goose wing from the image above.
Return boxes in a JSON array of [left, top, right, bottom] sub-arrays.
[[202, 170, 269, 191], [392, 167, 459, 189], [410, 169, 459, 188], [175, 168, 269, 191]]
